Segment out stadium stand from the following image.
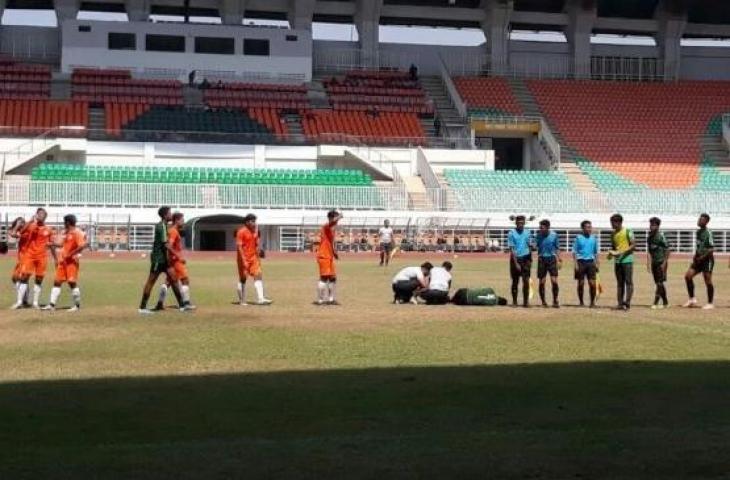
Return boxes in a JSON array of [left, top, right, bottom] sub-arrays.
[[527, 80, 730, 189], [302, 110, 426, 146], [203, 82, 308, 110], [72, 68, 183, 105], [0, 63, 51, 100], [0, 99, 88, 135], [454, 76, 522, 117]]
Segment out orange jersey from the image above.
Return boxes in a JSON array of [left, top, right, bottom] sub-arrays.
[[60, 228, 86, 263], [16, 228, 31, 258], [236, 227, 259, 260], [24, 221, 53, 259], [317, 224, 335, 259], [168, 226, 183, 263]]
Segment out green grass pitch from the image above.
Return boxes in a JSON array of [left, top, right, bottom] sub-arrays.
[[1, 252, 730, 479]]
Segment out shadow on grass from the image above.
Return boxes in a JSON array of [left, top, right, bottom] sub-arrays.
[[2, 361, 730, 479]]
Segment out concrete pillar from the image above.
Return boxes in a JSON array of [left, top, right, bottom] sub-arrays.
[[55, 0, 80, 22], [565, 0, 596, 79], [288, 0, 314, 32], [126, 0, 150, 22], [355, 0, 382, 68], [219, 0, 245, 26], [655, 1, 686, 80], [482, 0, 512, 75]]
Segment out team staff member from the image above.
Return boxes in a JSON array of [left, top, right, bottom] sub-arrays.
[[378, 219, 394, 267], [535, 219, 561, 308], [315, 210, 341, 306], [609, 214, 635, 311], [236, 214, 272, 306], [12, 208, 53, 310], [573, 220, 600, 308], [419, 261, 453, 305], [392, 262, 432, 304], [684, 213, 715, 310], [43, 214, 86, 312], [507, 215, 533, 307], [647, 217, 670, 309]]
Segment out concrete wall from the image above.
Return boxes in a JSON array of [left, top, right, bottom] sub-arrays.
[[0, 25, 59, 62]]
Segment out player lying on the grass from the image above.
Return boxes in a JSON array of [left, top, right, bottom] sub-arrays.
[[535, 219, 561, 308], [43, 214, 86, 312], [377, 219, 394, 267], [417, 261, 453, 305], [392, 262, 432, 304], [315, 210, 341, 306], [683, 213, 715, 310], [138, 206, 192, 314], [647, 217, 670, 309], [155, 212, 197, 310], [11, 208, 53, 310], [8, 216, 30, 308], [451, 287, 509, 306], [507, 215, 533, 308], [573, 220, 600, 308], [608, 213, 635, 311], [235, 213, 272, 306]]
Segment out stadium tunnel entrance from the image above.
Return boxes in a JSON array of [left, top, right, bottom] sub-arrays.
[[187, 215, 276, 252]]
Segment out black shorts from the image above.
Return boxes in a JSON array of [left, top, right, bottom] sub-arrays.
[[393, 279, 419, 302], [510, 255, 532, 279], [420, 289, 450, 305], [381, 242, 393, 254], [690, 255, 714, 274], [574, 260, 597, 281], [537, 257, 559, 279], [651, 263, 667, 283], [150, 259, 169, 275]]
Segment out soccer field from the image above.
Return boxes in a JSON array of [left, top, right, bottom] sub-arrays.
[[1, 252, 730, 479]]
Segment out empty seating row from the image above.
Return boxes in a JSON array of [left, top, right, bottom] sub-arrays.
[[454, 77, 523, 117], [204, 99, 308, 110], [444, 169, 572, 189], [0, 100, 88, 135], [31, 163, 373, 186], [301, 110, 426, 146]]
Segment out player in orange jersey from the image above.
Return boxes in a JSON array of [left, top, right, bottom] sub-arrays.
[[12, 208, 53, 309], [235, 213, 272, 306], [8, 217, 30, 307], [315, 210, 341, 306], [154, 212, 195, 310], [43, 214, 86, 312]]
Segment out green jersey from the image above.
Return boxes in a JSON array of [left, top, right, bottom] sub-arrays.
[[151, 221, 168, 264], [695, 228, 714, 257], [466, 288, 499, 306], [647, 231, 669, 265]]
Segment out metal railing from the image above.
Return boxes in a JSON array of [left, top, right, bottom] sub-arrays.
[[313, 47, 420, 73], [1, 180, 409, 211], [437, 52, 468, 119], [416, 148, 440, 189], [0, 129, 59, 180], [538, 119, 562, 168]]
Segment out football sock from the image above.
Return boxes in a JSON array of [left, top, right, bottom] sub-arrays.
[[577, 284, 584, 305], [237, 282, 245, 303], [317, 281, 327, 302], [16, 282, 28, 306], [707, 284, 714, 304], [49, 286, 61, 306], [254, 280, 264, 302], [139, 293, 150, 310], [328, 282, 336, 302], [181, 284, 191, 304], [589, 284, 597, 305], [71, 287, 81, 308], [686, 278, 695, 298], [539, 284, 546, 304], [33, 284, 42, 306], [552, 283, 559, 304], [157, 284, 168, 306]]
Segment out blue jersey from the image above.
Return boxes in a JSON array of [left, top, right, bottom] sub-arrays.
[[508, 229, 532, 258], [573, 234, 598, 261], [535, 231, 560, 258]]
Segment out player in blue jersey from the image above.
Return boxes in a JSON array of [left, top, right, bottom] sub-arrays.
[[572, 220, 600, 308], [507, 215, 533, 307], [535, 219, 561, 308]]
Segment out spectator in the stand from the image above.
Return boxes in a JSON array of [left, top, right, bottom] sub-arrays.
[[409, 64, 418, 81], [434, 116, 441, 137], [216, 80, 223, 89], [188, 70, 196, 87], [200, 78, 210, 90]]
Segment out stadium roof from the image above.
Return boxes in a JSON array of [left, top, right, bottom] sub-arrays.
[[4, 0, 730, 37]]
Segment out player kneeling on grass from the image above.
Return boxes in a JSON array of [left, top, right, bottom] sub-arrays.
[[43, 214, 86, 312], [138, 206, 191, 314], [236, 213, 272, 306], [647, 217, 670, 309], [573, 220, 600, 308], [315, 210, 341, 306], [392, 262, 432, 304], [451, 287, 508, 306], [155, 212, 196, 311], [683, 213, 715, 310], [535, 219, 561, 308], [418, 261, 453, 305]]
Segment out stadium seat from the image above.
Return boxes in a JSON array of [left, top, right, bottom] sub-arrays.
[[454, 76, 522, 117], [301, 110, 426, 146]]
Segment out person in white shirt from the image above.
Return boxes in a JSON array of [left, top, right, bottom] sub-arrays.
[[392, 262, 432, 304], [378, 219, 395, 266], [419, 261, 453, 305]]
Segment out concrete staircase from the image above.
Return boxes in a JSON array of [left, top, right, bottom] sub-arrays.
[[283, 112, 305, 143], [50, 78, 71, 100], [419, 75, 468, 148], [701, 135, 730, 172], [507, 77, 597, 193], [88, 107, 106, 140]]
